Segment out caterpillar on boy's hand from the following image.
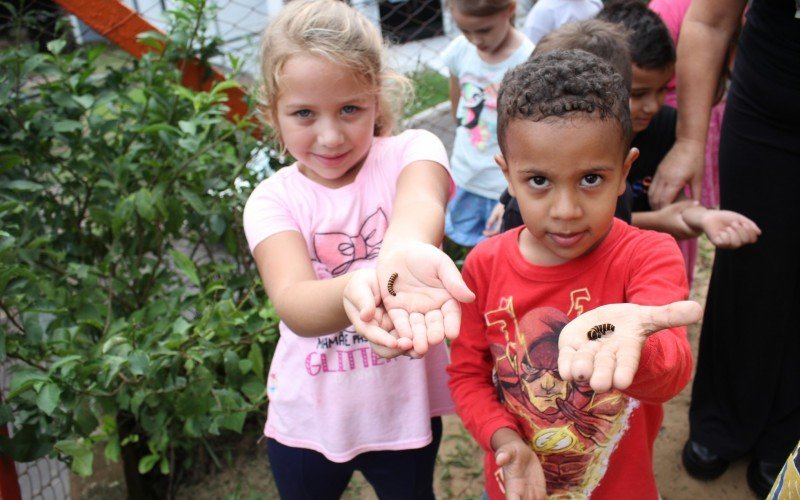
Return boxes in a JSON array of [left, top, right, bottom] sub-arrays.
[[587, 323, 615, 340], [387, 272, 398, 296]]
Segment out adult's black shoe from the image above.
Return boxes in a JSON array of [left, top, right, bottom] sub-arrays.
[[682, 440, 730, 480], [746, 459, 782, 498]]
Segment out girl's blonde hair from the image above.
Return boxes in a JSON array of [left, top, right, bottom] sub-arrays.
[[447, 0, 515, 22], [259, 0, 412, 143]]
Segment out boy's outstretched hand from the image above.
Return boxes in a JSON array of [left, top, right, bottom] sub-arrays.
[[344, 242, 475, 357], [557, 301, 703, 392], [492, 428, 547, 500]]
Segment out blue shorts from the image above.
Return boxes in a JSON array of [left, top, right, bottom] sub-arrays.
[[445, 188, 499, 247]]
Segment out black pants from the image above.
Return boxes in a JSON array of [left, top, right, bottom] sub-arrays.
[[266, 417, 442, 499]]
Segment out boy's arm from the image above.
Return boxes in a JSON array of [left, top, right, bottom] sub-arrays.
[[447, 264, 521, 451], [557, 237, 699, 402], [681, 205, 761, 249]]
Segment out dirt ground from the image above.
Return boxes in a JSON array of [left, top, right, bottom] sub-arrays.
[[75, 236, 758, 499]]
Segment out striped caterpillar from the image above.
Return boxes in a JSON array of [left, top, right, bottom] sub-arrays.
[[587, 323, 615, 340], [387, 272, 398, 296]]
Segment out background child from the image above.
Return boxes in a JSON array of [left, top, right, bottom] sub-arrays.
[[447, 50, 702, 498], [243, 0, 473, 497], [442, 0, 533, 247], [597, 0, 760, 282], [521, 0, 603, 44], [500, 18, 635, 232]]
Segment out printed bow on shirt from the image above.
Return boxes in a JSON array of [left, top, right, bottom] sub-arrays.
[[312, 208, 388, 276]]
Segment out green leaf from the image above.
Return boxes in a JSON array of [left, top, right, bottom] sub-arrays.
[[47, 39, 66, 55], [36, 382, 61, 415], [134, 189, 155, 221], [55, 439, 93, 477], [178, 120, 197, 135], [4, 180, 44, 191], [128, 351, 149, 376], [211, 80, 241, 94], [241, 376, 265, 404], [7, 369, 49, 400], [138, 453, 160, 474], [172, 317, 192, 335], [138, 123, 181, 135], [53, 120, 84, 133], [73, 94, 95, 109], [169, 249, 200, 286], [179, 188, 208, 215], [217, 411, 246, 433], [248, 344, 264, 383]]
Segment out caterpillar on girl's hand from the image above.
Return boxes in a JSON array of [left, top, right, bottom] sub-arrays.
[[387, 272, 398, 296], [587, 323, 615, 340]]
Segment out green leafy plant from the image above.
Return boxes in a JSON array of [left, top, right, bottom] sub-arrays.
[[0, 0, 279, 496]]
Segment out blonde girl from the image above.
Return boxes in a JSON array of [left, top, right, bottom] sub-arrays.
[[243, 0, 473, 497], [442, 0, 533, 247]]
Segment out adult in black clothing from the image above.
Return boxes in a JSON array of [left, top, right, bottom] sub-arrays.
[[649, 0, 800, 496]]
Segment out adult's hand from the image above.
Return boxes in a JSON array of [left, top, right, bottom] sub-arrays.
[[649, 139, 706, 209]]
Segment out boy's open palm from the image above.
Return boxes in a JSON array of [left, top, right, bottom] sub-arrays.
[[557, 301, 703, 392]]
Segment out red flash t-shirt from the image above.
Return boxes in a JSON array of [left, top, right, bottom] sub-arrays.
[[448, 219, 692, 499]]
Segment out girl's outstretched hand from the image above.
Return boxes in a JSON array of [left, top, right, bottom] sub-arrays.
[[343, 268, 407, 357], [699, 210, 761, 248], [557, 301, 703, 393], [376, 241, 475, 356]]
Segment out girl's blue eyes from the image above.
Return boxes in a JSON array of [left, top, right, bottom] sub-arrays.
[[293, 106, 359, 118]]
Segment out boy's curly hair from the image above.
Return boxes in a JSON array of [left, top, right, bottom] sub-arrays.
[[497, 49, 632, 154]]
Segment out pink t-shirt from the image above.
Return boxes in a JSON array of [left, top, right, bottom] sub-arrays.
[[243, 129, 455, 462]]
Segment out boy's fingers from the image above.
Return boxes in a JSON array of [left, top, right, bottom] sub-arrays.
[[557, 346, 577, 382], [642, 301, 703, 333], [589, 347, 616, 393], [611, 345, 642, 390]]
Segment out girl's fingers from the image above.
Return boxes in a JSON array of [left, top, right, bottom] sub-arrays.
[[441, 299, 462, 340], [409, 312, 429, 356], [437, 257, 476, 304], [424, 310, 445, 346]]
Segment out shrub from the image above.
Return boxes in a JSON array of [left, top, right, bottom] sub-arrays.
[[0, 0, 278, 496]]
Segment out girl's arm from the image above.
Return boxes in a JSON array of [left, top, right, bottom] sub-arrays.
[[449, 75, 460, 124], [631, 200, 701, 240], [375, 160, 474, 354], [252, 231, 355, 336], [648, 0, 746, 208], [681, 205, 761, 248]]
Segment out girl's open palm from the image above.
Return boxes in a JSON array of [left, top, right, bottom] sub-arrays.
[[557, 301, 703, 392], [377, 242, 475, 356]]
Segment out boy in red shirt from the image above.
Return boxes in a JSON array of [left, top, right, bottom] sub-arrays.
[[447, 50, 702, 499]]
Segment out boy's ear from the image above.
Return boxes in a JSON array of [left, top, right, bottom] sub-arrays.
[[619, 147, 639, 195], [495, 153, 516, 197]]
